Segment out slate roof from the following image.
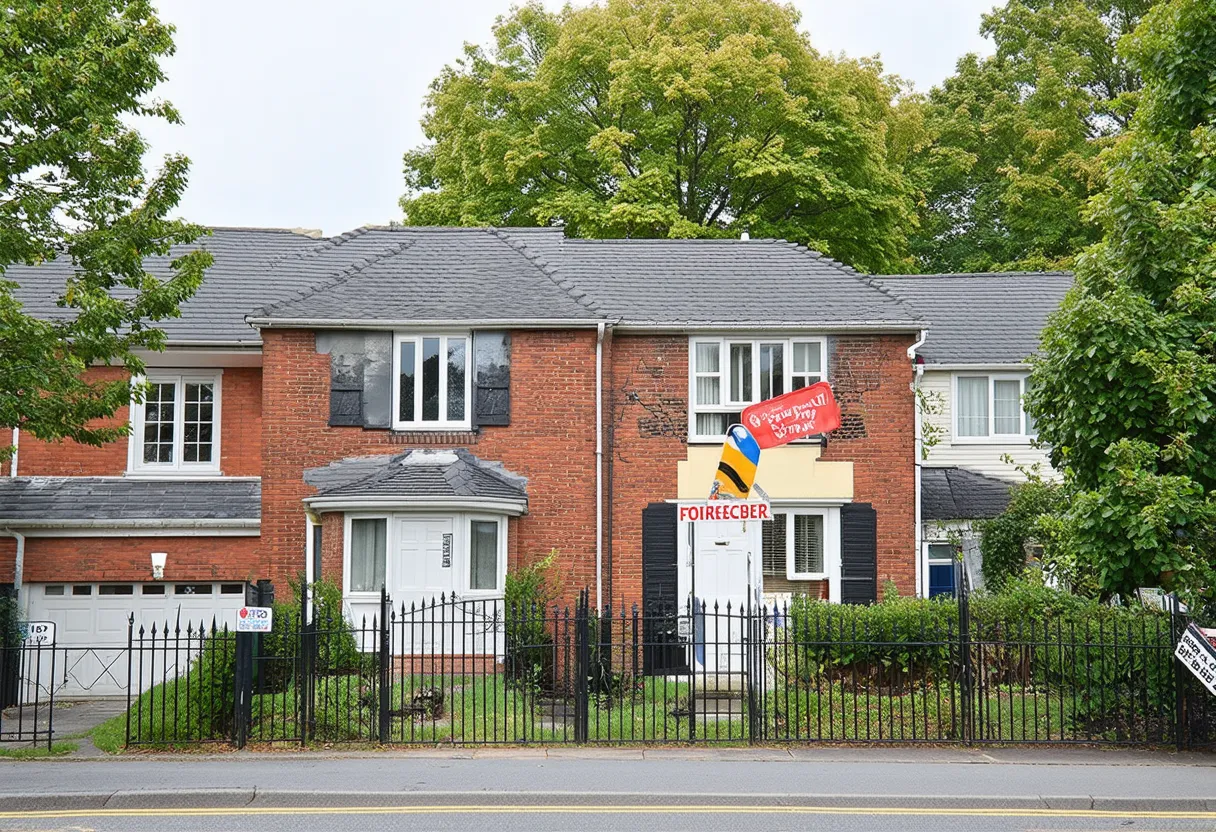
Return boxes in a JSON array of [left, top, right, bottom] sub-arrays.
[[921, 467, 1012, 522], [305, 449, 527, 504], [497, 233, 922, 328], [4, 227, 407, 345], [254, 228, 600, 324], [254, 227, 922, 329], [873, 273, 1073, 365], [0, 478, 260, 525]]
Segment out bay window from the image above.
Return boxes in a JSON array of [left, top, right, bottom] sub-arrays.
[[129, 373, 221, 474], [690, 337, 825, 441], [954, 374, 1036, 440], [393, 333, 471, 430]]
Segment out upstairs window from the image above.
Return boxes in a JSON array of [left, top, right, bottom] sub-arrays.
[[690, 337, 825, 441], [954, 374, 1036, 441], [393, 334, 471, 430], [129, 373, 221, 474]]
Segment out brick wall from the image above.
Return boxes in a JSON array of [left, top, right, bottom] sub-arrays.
[[820, 335, 917, 596], [0, 536, 14, 583], [607, 334, 688, 605], [260, 329, 599, 601], [12, 366, 263, 478], [19, 535, 261, 584], [607, 332, 918, 605]]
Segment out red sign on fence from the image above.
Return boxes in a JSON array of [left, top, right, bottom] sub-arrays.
[[741, 381, 842, 449]]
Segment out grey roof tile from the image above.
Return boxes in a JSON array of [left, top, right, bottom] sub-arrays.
[[306, 449, 527, 503], [0, 478, 260, 523], [921, 467, 1012, 521], [4, 227, 407, 345], [504, 235, 923, 328], [874, 273, 1073, 365]]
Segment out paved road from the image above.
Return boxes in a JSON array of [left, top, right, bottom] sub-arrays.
[[1, 747, 1214, 831]]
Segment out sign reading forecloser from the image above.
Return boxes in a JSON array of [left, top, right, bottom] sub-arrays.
[[680, 500, 772, 524], [741, 381, 841, 449]]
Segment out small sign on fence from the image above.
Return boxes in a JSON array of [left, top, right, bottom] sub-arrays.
[[18, 620, 55, 646], [1175, 623, 1216, 696], [235, 606, 273, 633]]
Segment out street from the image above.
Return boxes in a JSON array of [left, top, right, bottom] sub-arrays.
[[1, 747, 1214, 831]]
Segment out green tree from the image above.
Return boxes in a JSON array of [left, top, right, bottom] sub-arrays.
[[401, 0, 921, 274], [1026, 0, 1216, 613], [0, 0, 211, 460], [909, 0, 1150, 273]]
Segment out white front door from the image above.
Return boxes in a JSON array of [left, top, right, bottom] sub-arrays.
[[679, 519, 759, 678], [393, 516, 456, 607]]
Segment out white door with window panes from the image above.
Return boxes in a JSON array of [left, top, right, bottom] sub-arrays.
[[344, 512, 506, 656]]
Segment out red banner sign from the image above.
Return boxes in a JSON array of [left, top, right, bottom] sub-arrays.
[[741, 381, 841, 449]]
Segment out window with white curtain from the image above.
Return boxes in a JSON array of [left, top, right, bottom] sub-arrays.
[[350, 518, 387, 593], [955, 374, 1036, 440], [690, 337, 826, 441]]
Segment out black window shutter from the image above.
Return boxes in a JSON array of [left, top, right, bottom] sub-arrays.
[[319, 332, 368, 427], [840, 502, 878, 605], [641, 502, 687, 675], [472, 331, 510, 427]]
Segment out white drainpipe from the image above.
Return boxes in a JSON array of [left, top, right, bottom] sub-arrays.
[[595, 322, 606, 613], [9, 426, 18, 477], [2, 529, 26, 609], [908, 330, 929, 598]]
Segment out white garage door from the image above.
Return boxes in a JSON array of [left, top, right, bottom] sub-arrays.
[[23, 581, 246, 698]]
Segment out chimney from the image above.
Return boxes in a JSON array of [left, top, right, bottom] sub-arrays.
[[740, 230, 750, 241]]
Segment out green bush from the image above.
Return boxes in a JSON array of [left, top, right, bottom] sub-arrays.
[[504, 550, 559, 690], [782, 577, 1176, 724]]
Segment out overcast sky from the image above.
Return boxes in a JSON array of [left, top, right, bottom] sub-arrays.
[[138, 0, 999, 236]]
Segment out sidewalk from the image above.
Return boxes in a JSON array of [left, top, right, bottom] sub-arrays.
[[1, 745, 1214, 814]]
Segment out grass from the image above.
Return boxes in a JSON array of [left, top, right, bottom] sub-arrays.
[[82, 667, 1180, 750], [0, 741, 77, 759]]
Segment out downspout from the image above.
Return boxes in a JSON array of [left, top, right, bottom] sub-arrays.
[[595, 322, 605, 613], [8, 426, 18, 477], [1, 529, 26, 611], [908, 330, 928, 598]]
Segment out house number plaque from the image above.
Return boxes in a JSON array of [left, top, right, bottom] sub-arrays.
[[442, 533, 452, 568]]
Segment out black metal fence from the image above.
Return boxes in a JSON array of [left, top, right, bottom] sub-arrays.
[[3, 579, 1214, 751], [112, 583, 1216, 750]]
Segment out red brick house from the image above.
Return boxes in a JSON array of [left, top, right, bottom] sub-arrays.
[[1, 226, 922, 685]]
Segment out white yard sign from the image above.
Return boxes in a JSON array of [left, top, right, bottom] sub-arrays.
[[19, 621, 55, 646], [235, 606, 273, 634], [1175, 624, 1216, 696]]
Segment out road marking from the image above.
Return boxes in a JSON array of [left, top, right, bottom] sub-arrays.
[[0, 806, 1214, 820]]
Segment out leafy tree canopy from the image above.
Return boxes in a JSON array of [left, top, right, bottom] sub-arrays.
[[1026, 0, 1216, 612], [0, 0, 210, 459], [401, 0, 922, 273], [909, 0, 1151, 273]]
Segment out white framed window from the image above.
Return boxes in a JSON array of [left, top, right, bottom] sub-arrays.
[[953, 374, 1036, 442], [128, 372, 222, 474], [689, 337, 826, 441], [466, 516, 505, 595], [392, 333, 472, 430], [349, 516, 388, 594], [761, 507, 836, 581]]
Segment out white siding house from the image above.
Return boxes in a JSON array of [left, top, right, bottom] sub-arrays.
[[875, 272, 1074, 596]]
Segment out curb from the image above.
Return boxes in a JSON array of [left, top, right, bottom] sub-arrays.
[[1, 790, 1215, 814]]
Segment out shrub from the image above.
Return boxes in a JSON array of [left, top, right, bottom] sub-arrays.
[[781, 577, 1176, 722], [504, 550, 560, 690]]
